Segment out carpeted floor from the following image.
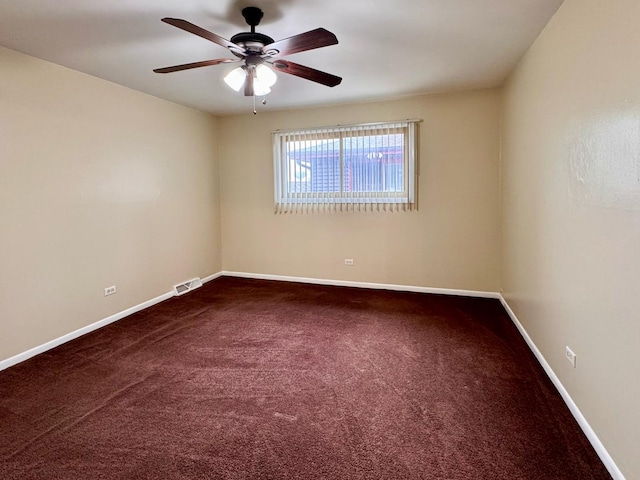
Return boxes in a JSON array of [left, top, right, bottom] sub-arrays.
[[0, 277, 611, 479]]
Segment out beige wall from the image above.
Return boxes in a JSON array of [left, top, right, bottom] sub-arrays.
[[0, 47, 221, 362], [219, 90, 501, 292], [501, 0, 640, 477]]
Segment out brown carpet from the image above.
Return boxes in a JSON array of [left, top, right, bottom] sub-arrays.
[[0, 277, 611, 479]]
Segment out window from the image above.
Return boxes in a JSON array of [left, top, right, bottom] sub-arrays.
[[273, 120, 419, 213]]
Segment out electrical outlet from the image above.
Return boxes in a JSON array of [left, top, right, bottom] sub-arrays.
[[565, 346, 576, 368], [104, 286, 116, 296], [344, 259, 354, 266]]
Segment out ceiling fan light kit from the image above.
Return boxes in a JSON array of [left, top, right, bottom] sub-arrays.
[[224, 63, 277, 96], [154, 6, 341, 113]]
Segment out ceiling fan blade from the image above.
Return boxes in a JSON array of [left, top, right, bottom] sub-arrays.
[[262, 28, 338, 58], [244, 68, 255, 97], [161, 18, 246, 55], [154, 58, 239, 74], [270, 60, 342, 87]]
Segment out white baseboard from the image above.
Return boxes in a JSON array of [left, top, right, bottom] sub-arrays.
[[201, 272, 223, 283], [220, 270, 501, 299], [498, 295, 625, 480], [0, 273, 221, 372]]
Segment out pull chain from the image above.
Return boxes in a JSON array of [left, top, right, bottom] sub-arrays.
[[252, 95, 267, 114]]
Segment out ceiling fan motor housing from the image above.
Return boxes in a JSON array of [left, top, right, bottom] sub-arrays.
[[229, 32, 274, 56]]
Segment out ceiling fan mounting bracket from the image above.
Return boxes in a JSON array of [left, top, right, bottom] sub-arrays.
[[230, 7, 274, 56], [241, 7, 264, 31]]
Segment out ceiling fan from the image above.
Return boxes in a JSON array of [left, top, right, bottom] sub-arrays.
[[154, 6, 342, 98]]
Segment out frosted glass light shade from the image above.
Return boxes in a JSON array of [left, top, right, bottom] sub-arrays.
[[224, 67, 246, 91], [253, 79, 271, 96], [255, 64, 277, 88]]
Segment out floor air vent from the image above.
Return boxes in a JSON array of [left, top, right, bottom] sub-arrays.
[[173, 278, 203, 296]]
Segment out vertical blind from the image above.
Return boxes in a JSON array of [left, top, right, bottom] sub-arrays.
[[273, 120, 419, 213]]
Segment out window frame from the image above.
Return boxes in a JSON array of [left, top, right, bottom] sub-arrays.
[[272, 120, 419, 212]]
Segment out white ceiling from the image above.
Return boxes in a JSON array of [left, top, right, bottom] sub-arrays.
[[0, 0, 564, 116]]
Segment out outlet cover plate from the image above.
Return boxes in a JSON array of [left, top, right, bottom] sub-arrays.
[[565, 346, 576, 368]]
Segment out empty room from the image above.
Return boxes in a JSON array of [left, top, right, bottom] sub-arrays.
[[0, 0, 637, 478]]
